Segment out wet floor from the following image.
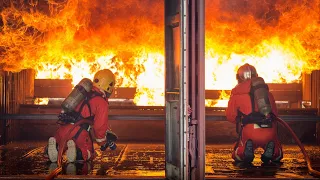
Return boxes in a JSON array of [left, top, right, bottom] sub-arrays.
[[205, 144, 320, 179], [0, 142, 319, 179]]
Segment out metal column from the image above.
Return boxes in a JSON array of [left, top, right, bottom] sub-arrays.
[[165, 0, 187, 179], [0, 71, 6, 145], [165, 0, 205, 179], [187, 0, 205, 180]]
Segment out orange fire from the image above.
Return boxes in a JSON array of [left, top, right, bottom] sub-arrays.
[[205, 90, 231, 107], [1, 0, 320, 106]]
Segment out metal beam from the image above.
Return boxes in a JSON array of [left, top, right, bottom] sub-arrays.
[[1, 114, 319, 121], [0, 114, 165, 121], [18, 104, 320, 116], [33, 85, 303, 102]]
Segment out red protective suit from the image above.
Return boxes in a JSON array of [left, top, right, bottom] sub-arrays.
[[54, 86, 109, 161], [226, 79, 283, 162]]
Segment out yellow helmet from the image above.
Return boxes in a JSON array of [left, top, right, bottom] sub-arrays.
[[93, 69, 115, 96]]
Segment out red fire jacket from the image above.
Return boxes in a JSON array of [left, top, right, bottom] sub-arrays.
[[74, 86, 109, 145], [226, 79, 279, 144]]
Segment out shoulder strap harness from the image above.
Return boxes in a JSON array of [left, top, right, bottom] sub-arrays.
[[57, 91, 106, 124], [235, 82, 273, 133]]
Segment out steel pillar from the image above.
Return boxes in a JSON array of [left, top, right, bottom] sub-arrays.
[[187, 0, 205, 179], [0, 71, 6, 145], [165, 0, 186, 179], [165, 0, 205, 180]]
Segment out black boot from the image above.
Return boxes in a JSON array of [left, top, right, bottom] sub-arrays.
[[76, 147, 84, 161], [243, 139, 254, 163], [261, 141, 275, 163]]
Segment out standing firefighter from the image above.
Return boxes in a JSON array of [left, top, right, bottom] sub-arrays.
[[46, 69, 117, 164], [226, 63, 283, 164]]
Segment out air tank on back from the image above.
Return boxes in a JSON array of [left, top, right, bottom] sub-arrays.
[[61, 78, 93, 113], [251, 77, 272, 116]]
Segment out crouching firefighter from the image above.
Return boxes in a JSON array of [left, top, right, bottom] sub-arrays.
[[226, 63, 283, 164], [46, 69, 118, 163]]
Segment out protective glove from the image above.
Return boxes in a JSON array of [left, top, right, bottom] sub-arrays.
[[100, 130, 118, 151]]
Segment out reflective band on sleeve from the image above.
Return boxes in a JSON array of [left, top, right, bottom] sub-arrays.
[[96, 137, 106, 143], [87, 150, 91, 160]]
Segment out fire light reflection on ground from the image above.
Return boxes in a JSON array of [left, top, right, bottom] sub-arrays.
[[0, 142, 319, 179]]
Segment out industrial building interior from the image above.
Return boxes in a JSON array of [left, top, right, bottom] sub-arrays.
[[0, 0, 320, 179]]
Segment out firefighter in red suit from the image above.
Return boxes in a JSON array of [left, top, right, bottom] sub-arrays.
[[46, 69, 116, 163], [226, 63, 283, 163]]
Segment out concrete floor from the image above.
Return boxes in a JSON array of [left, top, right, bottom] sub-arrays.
[[0, 142, 319, 179]]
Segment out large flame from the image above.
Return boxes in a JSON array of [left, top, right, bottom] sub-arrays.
[[205, 0, 320, 105], [0, 0, 164, 105], [1, 0, 320, 106]]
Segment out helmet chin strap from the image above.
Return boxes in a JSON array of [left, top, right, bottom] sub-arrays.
[[105, 91, 112, 98], [96, 86, 112, 98], [96, 87, 107, 98]]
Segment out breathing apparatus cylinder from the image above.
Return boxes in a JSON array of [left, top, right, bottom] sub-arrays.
[[251, 77, 272, 116], [61, 78, 93, 113]]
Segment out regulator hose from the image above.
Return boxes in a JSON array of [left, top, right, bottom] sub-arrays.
[[274, 116, 320, 177], [45, 119, 93, 180]]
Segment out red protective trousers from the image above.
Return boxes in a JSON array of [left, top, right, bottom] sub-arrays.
[[54, 87, 109, 161], [226, 79, 283, 162]]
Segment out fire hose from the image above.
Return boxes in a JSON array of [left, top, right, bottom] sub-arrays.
[[45, 119, 93, 180], [274, 116, 320, 177]]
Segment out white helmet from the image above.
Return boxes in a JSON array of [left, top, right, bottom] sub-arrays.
[[236, 63, 258, 83]]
